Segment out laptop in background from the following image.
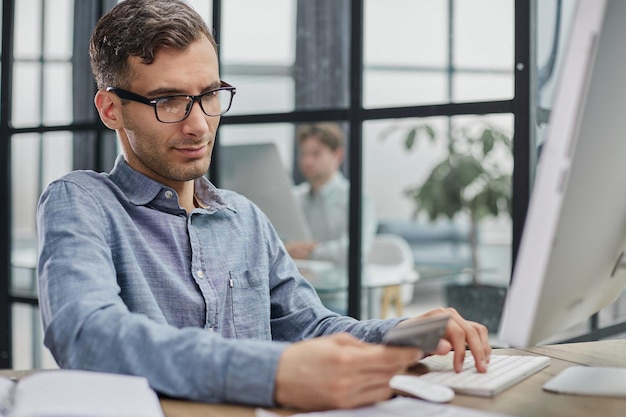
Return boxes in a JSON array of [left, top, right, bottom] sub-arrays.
[[219, 142, 313, 242]]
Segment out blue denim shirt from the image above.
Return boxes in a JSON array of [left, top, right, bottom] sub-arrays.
[[36, 156, 401, 407]]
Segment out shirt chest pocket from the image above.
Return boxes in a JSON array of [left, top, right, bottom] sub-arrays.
[[228, 269, 272, 339]]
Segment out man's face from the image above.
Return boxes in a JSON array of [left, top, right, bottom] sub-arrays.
[[116, 36, 220, 189], [298, 136, 342, 186]]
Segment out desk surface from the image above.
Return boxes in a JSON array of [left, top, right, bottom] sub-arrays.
[[159, 339, 626, 417], [2, 340, 624, 417]]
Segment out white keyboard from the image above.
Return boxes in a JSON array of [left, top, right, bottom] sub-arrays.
[[417, 354, 551, 397]]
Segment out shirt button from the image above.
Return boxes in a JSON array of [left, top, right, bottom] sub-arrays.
[[197, 270, 204, 278], [164, 190, 173, 199]]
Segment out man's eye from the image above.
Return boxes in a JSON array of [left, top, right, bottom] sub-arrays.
[[158, 97, 186, 108]]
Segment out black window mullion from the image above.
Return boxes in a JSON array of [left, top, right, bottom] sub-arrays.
[[72, 0, 118, 173], [0, 0, 16, 369], [512, 0, 532, 277], [209, 0, 222, 184], [346, 0, 364, 319]]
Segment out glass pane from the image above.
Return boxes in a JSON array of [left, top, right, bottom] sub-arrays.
[[452, 73, 513, 103], [222, 0, 294, 64], [364, 71, 448, 108], [14, 0, 42, 59], [187, 0, 213, 24], [43, 63, 73, 125], [220, 0, 295, 114], [43, 0, 73, 60], [363, 114, 513, 330], [453, 0, 514, 69], [12, 62, 42, 128], [12, 132, 74, 268], [225, 76, 294, 116], [41, 131, 74, 188], [452, 0, 514, 102], [365, 0, 447, 67], [218, 123, 355, 314], [12, 304, 58, 369], [364, 0, 448, 109], [364, 0, 514, 108], [12, 134, 41, 253], [221, 0, 351, 113]]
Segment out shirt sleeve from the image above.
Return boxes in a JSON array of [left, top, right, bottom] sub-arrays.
[[37, 179, 288, 407], [263, 212, 402, 343]]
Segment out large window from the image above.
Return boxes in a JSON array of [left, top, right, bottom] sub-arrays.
[[218, 0, 517, 324], [2, 0, 625, 370]]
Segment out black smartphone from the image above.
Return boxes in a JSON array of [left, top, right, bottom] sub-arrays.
[[382, 314, 450, 353]]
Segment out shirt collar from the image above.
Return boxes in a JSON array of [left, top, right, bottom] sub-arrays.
[[108, 155, 230, 213]]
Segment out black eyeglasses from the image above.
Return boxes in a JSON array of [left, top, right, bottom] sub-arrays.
[[106, 81, 236, 123]]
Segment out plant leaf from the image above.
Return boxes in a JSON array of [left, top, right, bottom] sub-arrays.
[[481, 129, 495, 156], [405, 128, 417, 150]]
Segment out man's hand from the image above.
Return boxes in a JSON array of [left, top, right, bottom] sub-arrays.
[[274, 333, 421, 410], [398, 307, 491, 373]]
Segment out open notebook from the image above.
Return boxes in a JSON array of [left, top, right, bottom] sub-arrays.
[[0, 370, 163, 417]]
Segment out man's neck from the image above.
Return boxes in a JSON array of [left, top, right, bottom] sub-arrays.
[[309, 181, 326, 194], [174, 181, 197, 213], [310, 172, 335, 193]]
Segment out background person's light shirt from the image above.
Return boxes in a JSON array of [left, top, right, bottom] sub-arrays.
[[293, 172, 378, 265], [292, 172, 378, 313]]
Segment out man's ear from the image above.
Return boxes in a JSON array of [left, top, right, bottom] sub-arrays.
[[94, 89, 123, 130]]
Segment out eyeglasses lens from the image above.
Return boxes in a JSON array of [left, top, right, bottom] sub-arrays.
[[155, 90, 233, 122]]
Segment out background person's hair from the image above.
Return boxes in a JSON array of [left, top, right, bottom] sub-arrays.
[[89, 0, 216, 90], [296, 123, 345, 151]]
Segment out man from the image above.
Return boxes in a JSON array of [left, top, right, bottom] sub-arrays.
[[36, 0, 491, 411], [285, 123, 377, 314]]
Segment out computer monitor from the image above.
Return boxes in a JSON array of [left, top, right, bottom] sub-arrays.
[[218, 142, 313, 242], [499, 0, 626, 348]]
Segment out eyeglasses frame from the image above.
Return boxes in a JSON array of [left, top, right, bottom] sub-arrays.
[[106, 81, 236, 123]]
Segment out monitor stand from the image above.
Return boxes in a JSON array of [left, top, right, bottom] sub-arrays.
[[543, 366, 626, 397]]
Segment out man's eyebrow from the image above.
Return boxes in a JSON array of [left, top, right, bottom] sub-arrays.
[[145, 82, 223, 98], [200, 82, 223, 94], [143, 87, 183, 97]]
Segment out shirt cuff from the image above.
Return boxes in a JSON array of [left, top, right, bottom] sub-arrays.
[[222, 339, 289, 406]]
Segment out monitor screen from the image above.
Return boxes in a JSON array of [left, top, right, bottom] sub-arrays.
[[499, 0, 626, 348]]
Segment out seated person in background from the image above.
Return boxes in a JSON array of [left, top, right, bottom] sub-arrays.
[[36, 0, 491, 411], [285, 122, 378, 314]]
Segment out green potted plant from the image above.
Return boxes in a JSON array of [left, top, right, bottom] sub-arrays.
[[399, 122, 512, 332]]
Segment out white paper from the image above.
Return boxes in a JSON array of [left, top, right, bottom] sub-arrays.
[[0, 376, 16, 416], [9, 370, 164, 417], [256, 397, 514, 417]]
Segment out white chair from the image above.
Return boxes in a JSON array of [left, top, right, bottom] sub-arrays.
[[365, 233, 420, 318]]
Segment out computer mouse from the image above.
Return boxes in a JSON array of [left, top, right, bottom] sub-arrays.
[[389, 374, 455, 403]]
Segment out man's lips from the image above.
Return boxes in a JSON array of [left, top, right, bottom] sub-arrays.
[[175, 144, 208, 158]]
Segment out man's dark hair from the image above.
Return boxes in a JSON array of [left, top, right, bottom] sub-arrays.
[[89, 0, 216, 89]]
